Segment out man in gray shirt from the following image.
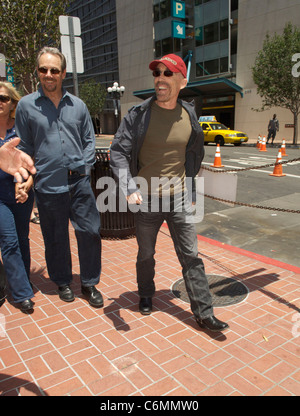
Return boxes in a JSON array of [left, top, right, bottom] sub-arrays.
[[15, 47, 103, 308]]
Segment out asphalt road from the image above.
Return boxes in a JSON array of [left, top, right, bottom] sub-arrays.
[[197, 144, 300, 268], [95, 138, 300, 268]]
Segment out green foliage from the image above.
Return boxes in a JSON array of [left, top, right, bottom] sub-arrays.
[[79, 79, 107, 133], [252, 22, 300, 143], [0, 0, 70, 94]]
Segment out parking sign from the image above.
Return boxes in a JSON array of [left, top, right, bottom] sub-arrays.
[[172, 21, 186, 39], [172, 0, 185, 19]]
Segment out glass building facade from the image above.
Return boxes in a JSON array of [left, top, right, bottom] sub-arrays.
[[64, 0, 118, 90], [63, 0, 119, 132], [60, 0, 299, 139]]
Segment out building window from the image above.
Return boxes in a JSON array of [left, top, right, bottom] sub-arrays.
[[204, 22, 219, 45], [196, 62, 205, 77], [196, 20, 229, 47], [220, 56, 229, 73], [155, 40, 162, 57], [196, 56, 229, 78], [220, 19, 229, 41], [174, 37, 181, 52], [162, 37, 173, 55], [155, 37, 181, 57], [154, 3, 160, 22], [153, 0, 171, 22], [204, 58, 219, 75]]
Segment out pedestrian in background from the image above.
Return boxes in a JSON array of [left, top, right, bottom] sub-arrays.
[[15, 47, 103, 308], [0, 81, 35, 312], [110, 54, 229, 332], [266, 114, 279, 145]]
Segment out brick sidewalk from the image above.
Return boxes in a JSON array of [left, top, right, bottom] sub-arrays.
[[0, 222, 299, 396]]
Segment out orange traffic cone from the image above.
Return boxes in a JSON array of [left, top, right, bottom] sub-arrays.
[[260, 136, 267, 151], [269, 149, 286, 177], [256, 135, 261, 149], [211, 144, 224, 168], [281, 139, 287, 156], [258, 135, 263, 150]]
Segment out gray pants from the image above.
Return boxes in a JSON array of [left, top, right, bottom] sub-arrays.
[[135, 196, 213, 320]]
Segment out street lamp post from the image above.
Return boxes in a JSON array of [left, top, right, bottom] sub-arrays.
[[107, 82, 125, 133]]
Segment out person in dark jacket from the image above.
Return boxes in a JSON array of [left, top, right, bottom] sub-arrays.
[[110, 54, 229, 332], [266, 114, 279, 144]]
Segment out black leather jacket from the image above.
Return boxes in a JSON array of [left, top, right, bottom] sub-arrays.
[[110, 96, 204, 201]]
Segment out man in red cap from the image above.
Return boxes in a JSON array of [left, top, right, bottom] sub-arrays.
[[110, 54, 229, 332]]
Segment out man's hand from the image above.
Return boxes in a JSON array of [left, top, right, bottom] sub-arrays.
[[127, 191, 143, 205], [15, 183, 29, 204], [0, 138, 36, 183]]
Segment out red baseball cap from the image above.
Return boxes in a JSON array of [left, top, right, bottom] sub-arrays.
[[149, 54, 187, 78]]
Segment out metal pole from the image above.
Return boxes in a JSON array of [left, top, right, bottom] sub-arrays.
[[228, 0, 232, 73], [68, 17, 79, 96]]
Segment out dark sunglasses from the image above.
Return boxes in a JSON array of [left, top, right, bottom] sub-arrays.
[[152, 69, 174, 77], [38, 67, 61, 75], [0, 95, 11, 103]]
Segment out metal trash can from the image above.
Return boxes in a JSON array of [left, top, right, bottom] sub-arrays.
[[91, 149, 136, 239]]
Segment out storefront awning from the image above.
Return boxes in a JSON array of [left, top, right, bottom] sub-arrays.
[[133, 77, 243, 100]]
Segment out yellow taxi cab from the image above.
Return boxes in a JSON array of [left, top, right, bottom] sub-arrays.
[[199, 116, 248, 146]]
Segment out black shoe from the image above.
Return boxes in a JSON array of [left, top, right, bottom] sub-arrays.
[[81, 285, 103, 308], [20, 299, 34, 313], [196, 316, 229, 332], [58, 285, 75, 302], [139, 297, 152, 315]]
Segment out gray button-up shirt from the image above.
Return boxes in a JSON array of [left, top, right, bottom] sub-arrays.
[[15, 87, 95, 193]]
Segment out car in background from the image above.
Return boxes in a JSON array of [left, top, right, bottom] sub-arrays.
[[199, 116, 248, 146]]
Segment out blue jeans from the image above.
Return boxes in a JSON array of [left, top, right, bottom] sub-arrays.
[[0, 191, 34, 303], [135, 196, 213, 320], [35, 175, 101, 287]]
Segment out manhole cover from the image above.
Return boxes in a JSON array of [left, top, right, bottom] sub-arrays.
[[172, 275, 248, 307]]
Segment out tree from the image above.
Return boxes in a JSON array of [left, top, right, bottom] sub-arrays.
[[79, 79, 107, 134], [0, 0, 70, 94], [252, 22, 300, 145]]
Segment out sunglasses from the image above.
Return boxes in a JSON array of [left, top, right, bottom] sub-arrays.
[[38, 67, 61, 75], [152, 69, 174, 77], [0, 95, 11, 103]]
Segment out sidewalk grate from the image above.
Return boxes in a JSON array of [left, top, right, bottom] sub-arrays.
[[172, 274, 249, 306]]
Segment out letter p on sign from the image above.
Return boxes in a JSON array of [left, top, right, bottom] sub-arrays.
[[172, 0, 185, 19], [176, 2, 183, 14]]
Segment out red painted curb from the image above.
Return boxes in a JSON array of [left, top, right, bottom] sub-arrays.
[[160, 223, 300, 274], [197, 234, 300, 274]]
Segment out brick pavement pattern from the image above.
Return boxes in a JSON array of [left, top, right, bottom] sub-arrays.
[[0, 222, 299, 396]]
